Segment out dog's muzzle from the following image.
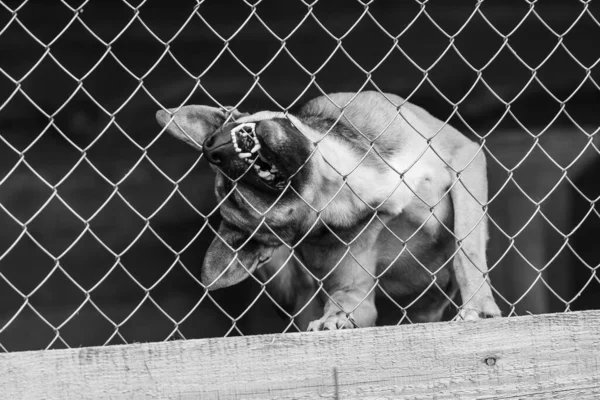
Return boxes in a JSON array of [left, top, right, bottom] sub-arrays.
[[202, 124, 238, 165], [203, 122, 287, 190]]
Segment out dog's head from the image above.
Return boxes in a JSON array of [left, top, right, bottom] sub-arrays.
[[156, 106, 317, 290]]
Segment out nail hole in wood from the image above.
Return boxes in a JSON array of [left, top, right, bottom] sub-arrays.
[[485, 357, 497, 366]]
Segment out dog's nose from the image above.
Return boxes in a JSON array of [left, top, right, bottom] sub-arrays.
[[202, 128, 234, 165]]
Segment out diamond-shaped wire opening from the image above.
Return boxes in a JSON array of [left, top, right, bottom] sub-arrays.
[[0, 89, 50, 148], [116, 296, 178, 344], [50, 90, 113, 150], [310, 0, 367, 40], [0, 162, 55, 222], [118, 156, 175, 217], [51, 301, 120, 349], [562, 11, 600, 68], [86, 190, 147, 254], [453, 13, 505, 71], [0, 304, 56, 352], [424, 0, 480, 35], [307, 49, 373, 94], [165, 15, 228, 79], [569, 278, 600, 312], [509, 12, 564, 70], [335, 11, 397, 73], [196, 0, 256, 40], [0, 13, 47, 79], [81, 52, 144, 117], [47, 16, 108, 79], [109, 17, 167, 79], [74, 0, 139, 44], [366, 0, 422, 37], [60, 230, 116, 288], [282, 14, 338, 76], [253, 52, 314, 108], [478, 0, 532, 36], [533, 1, 589, 35], [396, 11, 452, 71], [83, 122, 143, 183], [136, 0, 197, 42], [0, 232, 54, 295], [226, 14, 288, 76], [177, 294, 240, 339], [27, 266, 88, 323], [230, 285, 294, 335], [252, 0, 311, 39], [26, 196, 87, 257], [57, 161, 114, 221], [119, 228, 181, 288]]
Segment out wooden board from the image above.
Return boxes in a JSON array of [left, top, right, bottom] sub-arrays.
[[1, 311, 599, 399]]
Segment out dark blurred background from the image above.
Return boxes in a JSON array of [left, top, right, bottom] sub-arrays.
[[0, 0, 599, 351]]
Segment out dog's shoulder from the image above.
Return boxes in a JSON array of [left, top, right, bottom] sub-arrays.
[[296, 92, 407, 163], [299, 91, 477, 150], [299, 92, 459, 151], [299, 91, 401, 120], [298, 91, 405, 143]]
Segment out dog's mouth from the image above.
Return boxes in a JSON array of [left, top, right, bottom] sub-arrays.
[[230, 123, 287, 190]]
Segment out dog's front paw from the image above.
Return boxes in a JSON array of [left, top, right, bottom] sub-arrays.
[[458, 296, 502, 321], [307, 311, 357, 331]]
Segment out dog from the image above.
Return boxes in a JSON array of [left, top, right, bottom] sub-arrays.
[[155, 91, 501, 331]]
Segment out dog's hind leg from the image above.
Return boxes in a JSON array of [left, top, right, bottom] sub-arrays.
[[449, 145, 502, 320]]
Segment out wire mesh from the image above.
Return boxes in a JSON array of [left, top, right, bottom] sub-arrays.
[[0, 0, 599, 351]]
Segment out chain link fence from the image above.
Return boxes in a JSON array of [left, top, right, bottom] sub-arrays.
[[0, 0, 599, 352]]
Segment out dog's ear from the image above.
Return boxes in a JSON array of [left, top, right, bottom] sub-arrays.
[[155, 105, 247, 149], [201, 223, 278, 290]]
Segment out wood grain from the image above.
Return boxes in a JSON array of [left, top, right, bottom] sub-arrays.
[[1, 311, 599, 399]]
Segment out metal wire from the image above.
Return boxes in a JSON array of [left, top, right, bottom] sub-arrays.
[[0, 0, 599, 351]]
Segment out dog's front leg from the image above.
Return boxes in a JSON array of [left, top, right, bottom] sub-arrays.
[[307, 252, 377, 331], [450, 146, 502, 320]]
